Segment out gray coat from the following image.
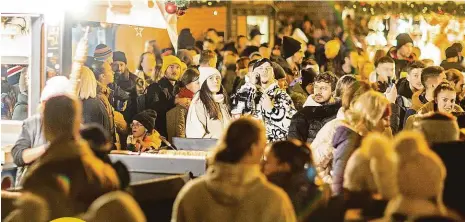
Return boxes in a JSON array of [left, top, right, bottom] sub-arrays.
[[11, 114, 46, 186]]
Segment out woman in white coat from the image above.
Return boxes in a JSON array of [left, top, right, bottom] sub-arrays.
[[186, 67, 231, 139]]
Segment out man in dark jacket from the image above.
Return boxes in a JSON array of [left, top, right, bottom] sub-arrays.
[[395, 61, 426, 131], [440, 46, 465, 72], [388, 33, 415, 79], [288, 72, 340, 143], [146, 55, 187, 137], [112, 51, 143, 122]]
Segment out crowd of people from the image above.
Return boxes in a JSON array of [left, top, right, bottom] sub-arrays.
[[4, 15, 465, 222]]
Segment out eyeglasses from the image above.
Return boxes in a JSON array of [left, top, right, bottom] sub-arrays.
[[130, 123, 143, 128]]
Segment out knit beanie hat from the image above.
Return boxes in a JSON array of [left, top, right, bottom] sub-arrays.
[[178, 28, 195, 50], [113, 51, 127, 64], [301, 67, 318, 87], [40, 76, 73, 102], [445, 47, 459, 59], [198, 66, 221, 87], [133, 110, 157, 133], [414, 112, 460, 143], [94, 44, 113, 62], [395, 33, 413, 50], [283, 36, 302, 59], [393, 131, 446, 201], [324, 40, 341, 60], [161, 55, 182, 76]]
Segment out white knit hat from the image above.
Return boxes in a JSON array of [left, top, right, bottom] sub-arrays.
[[40, 76, 73, 102], [198, 67, 221, 87]]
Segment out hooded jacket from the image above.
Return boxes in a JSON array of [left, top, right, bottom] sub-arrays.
[[171, 163, 296, 222], [288, 99, 341, 144], [395, 78, 414, 130], [21, 136, 120, 220], [331, 125, 362, 196]]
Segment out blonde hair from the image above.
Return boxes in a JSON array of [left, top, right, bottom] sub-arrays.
[[346, 91, 389, 133], [77, 66, 97, 100], [43, 95, 82, 142]]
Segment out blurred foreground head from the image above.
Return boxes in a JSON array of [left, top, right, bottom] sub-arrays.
[[414, 112, 460, 144], [42, 94, 82, 142]]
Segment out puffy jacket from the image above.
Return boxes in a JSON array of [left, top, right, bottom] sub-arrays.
[[288, 100, 341, 144], [331, 125, 362, 196]]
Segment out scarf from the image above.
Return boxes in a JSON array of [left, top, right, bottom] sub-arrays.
[[177, 88, 195, 99]]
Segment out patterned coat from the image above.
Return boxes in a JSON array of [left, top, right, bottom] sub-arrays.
[[261, 83, 297, 142]]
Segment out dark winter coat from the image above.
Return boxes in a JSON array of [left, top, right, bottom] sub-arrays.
[[82, 98, 111, 134], [21, 136, 120, 220], [267, 171, 330, 222], [440, 60, 465, 72], [146, 77, 177, 137], [395, 78, 414, 131], [431, 141, 465, 217], [115, 71, 143, 122], [288, 101, 341, 144], [331, 125, 362, 196], [388, 50, 414, 79]]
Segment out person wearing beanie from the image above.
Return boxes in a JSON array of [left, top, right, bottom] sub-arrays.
[[166, 68, 200, 142], [343, 133, 397, 211], [385, 131, 447, 219], [145, 55, 184, 138], [289, 59, 319, 103], [21, 95, 120, 220], [331, 91, 391, 196], [289, 71, 341, 144], [10, 76, 73, 187], [251, 58, 297, 142], [178, 28, 195, 51], [388, 33, 415, 78], [440, 46, 465, 72], [283, 36, 304, 78], [94, 44, 113, 63], [126, 110, 161, 152], [112, 51, 144, 122], [424, 113, 465, 217], [240, 46, 260, 58], [185, 67, 231, 139], [272, 61, 287, 91], [404, 82, 463, 130]]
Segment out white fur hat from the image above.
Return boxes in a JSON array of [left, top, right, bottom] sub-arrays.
[[198, 67, 221, 87], [40, 76, 73, 102]]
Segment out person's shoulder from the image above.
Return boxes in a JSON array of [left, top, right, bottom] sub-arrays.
[[259, 179, 291, 201], [175, 177, 208, 200]]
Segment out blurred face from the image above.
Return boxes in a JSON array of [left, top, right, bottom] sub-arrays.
[[145, 42, 154, 53], [277, 78, 288, 90], [206, 74, 222, 93], [399, 43, 413, 58], [259, 47, 271, 59], [307, 44, 316, 54], [313, 81, 332, 103], [207, 31, 218, 42], [436, 90, 456, 113], [252, 35, 262, 43], [292, 50, 305, 64], [262, 149, 288, 176], [303, 21, 312, 31], [142, 53, 156, 74], [102, 62, 114, 85], [255, 62, 274, 85], [203, 41, 215, 51], [186, 79, 200, 94], [131, 120, 146, 138], [112, 61, 126, 74], [376, 62, 395, 81], [375, 114, 391, 132], [238, 37, 247, 48], [165, 64, 181, 81], [272, 45, 281, 56], [407, 68, 423, 91]]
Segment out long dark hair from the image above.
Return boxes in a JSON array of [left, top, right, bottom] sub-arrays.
[[271, 139, 313, 173], [174, 68, 199, 95], [199, 81, 230, 120], [214, 117, 263, 163]]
